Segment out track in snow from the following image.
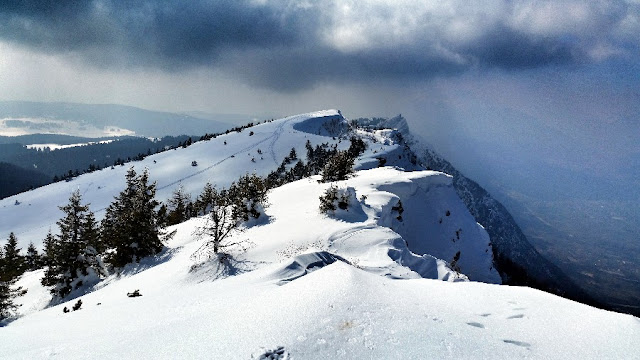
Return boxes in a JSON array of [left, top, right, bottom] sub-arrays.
[[158, 117, 293, 192]]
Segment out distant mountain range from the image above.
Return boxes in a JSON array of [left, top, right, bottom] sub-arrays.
[[0, 101, 262, 200], [0, 101, 243, 138]]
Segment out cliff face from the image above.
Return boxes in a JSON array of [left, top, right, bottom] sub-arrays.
[[361, 115, 597, 306]]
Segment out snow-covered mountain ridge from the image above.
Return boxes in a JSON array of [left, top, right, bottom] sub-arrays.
[[1, 110, 638, 358], [360, 116, 597, 305]]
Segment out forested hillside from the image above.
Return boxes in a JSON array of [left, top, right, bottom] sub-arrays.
[[0, 135, 192, 199], [0, 163, 50, 199]]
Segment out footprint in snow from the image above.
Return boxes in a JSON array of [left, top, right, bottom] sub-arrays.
[[466, 322, 485, 328], [479, 313, 491, 317], [507, 314, 525, 319], [503, 339, 531, 348]]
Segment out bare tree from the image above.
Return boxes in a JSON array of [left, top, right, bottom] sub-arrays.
[[194, 186, 244, 254]]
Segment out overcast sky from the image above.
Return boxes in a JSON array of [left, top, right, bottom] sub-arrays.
[[0, 0, 638, 196]]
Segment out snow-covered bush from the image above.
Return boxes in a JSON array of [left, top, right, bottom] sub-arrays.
[[319, 185, 338, 213], [319, 186, 356, 214]]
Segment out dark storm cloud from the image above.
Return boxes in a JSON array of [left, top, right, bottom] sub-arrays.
[[465, 25, 581, 70], [0, 0, 301, 68], [0, 0, 637, 90], [224, 45, 471, 92]]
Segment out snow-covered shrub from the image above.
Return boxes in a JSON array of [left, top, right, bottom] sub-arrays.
[[391, 200, 404, 221], [319, 185, 339, 213], [255, 346, 289, 360], [319, 186, 357, 215]]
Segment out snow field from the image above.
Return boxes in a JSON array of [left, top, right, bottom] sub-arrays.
[[1, 110, 638, 359]]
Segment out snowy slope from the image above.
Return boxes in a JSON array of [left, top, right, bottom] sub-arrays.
[[1, 110, 345, 248], [1, 110, 497, 281], [1, 110, 638, 359], [4, 166, 639, 359], [3, 175, 639, 358]]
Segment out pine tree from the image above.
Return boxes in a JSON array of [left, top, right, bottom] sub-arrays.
[[230, 173, 268, 221], [102, 167, 165, 269], [347, 136, 367, 158], [320, 150, 355, 182], [305, 140, 314, 161], [0, 234, 27, 320], [83, 210, 103, 254], [42, 230, 57, 268], [285, 147, 297, 164], [156, 203, 169, 228], [41, 190, 106, 298], [25, 243, 42, 271], [0, 276, 26, 321], [194, 182, 216, 216], [166, 185, 192, 226], [2, 233, 26, 281], [288, 160, 310, 182]]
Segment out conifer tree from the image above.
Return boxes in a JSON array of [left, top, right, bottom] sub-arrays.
[[305, 140, 314, 161], [156, 203, 169, 227], [83, 210, 104, 254], [230, 173, 268, 221], [194, 182, 216, 216], [42, 230, 57, 268], [25, 243, 43, 271], [347, 136, 367, 158], [102, 167, 165, 269], [288, 160, 309, 182], [1, 235, 26, 320], [2, 233, 26, 280], [41, 190, 106, 298], [321, 150, 355, 182], [0, 275, 26, 321], [166, 185, 192, 226]]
